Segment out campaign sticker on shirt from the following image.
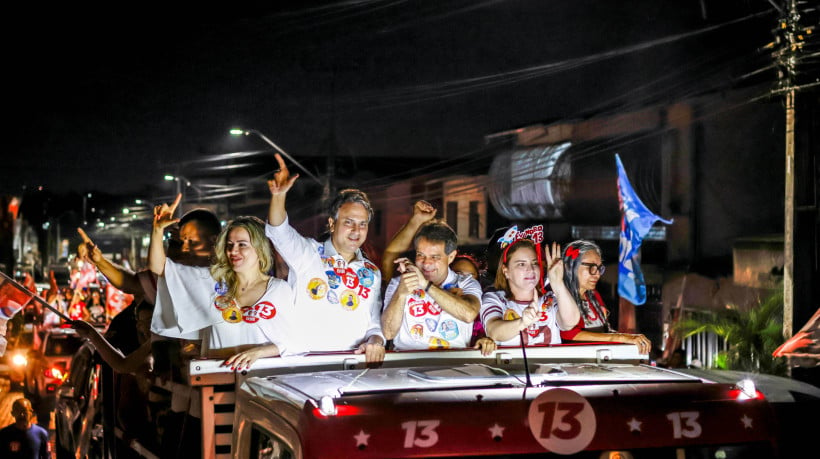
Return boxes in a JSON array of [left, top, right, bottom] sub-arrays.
[[242, 301, 277, 324], [438, 319, 459, 341], [340, 289, 359, 311], [504, 309, 521, 321], [317, 245, 325, 257], [326, 270, 341, 289], [410, 324, 424, 340], [214, 295, 234, 311], [357, 267, 374, 287], [327, 290, 339, 304], [222, 306, 243, 323], [425, 317, 438, 332], [323, 257, 335, 269], [307, 278, 328, 300], [408, 298, 428, 317], [428, 337, 450, 349], [340, 268, 359, 289], [364, 261, 378, 272], [214, 281, 228, 296]]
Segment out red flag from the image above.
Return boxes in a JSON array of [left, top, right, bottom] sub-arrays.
[[106, 283, 134, 317], [0, 273, 35, 320]]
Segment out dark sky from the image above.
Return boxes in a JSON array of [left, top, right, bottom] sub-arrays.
[[6, 1, 775, 196]]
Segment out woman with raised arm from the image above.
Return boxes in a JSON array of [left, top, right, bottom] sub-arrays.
[[149, 196, 298, 370], [481, 239, 580, 346], [558, 240, 652, 354]]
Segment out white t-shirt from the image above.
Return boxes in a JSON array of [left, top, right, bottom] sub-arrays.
[[150, 259, 298, 355], [265, 218, 383, 352], [480, 289, 561, 347], [384, 269, 481, 350]]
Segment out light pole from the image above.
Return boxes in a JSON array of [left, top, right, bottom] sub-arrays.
[[229, 128, 323, 186]]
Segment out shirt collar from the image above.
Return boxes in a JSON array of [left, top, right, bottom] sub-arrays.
[[323, 239, 363, 263]]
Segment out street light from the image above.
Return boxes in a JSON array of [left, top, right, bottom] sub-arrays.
[[229, 128, 323, 185]]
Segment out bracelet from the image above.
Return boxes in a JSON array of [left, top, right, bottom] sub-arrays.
[[425, 280, 433, 292]]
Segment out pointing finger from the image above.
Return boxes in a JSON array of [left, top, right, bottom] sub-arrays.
[[77, 228, 92, 244], [169, 193, 182, 213]]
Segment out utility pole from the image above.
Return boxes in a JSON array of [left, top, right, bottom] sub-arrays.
[[770, 0, 814, 338]]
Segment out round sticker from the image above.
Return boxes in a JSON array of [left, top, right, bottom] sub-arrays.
[[438, 319, 459, 341], [327, 290, 339, 304], [357, 267, 374, 288], [364, 261, 378, 272], [214, 281, 228, 296], [340, 289, 360, 311], [527, 388, 596, 454], [427, 337, 450, 349], [504, 309, 521, 321], [222, 306, 243, 324], [214, 295, 234, 311], [307, 278, 328, 300]]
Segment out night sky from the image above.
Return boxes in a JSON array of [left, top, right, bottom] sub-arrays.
[[6, 1, 776, 197]]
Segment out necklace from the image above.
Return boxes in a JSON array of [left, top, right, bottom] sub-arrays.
[[239, 276, 267, 292]]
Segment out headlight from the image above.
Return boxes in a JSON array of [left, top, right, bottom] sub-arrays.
[[11, 354, 27, 367]]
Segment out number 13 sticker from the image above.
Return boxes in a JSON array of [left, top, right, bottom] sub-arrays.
[[527, 388, 596, 454]]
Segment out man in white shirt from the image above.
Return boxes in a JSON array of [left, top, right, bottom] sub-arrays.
[[382, 221, 482, 350], [266, 154, 385, 363]]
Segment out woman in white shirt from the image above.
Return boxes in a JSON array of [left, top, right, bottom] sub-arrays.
[[149, 197, 297, 371], [480, 238, 579, 346]]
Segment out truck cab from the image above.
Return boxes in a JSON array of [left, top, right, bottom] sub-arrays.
[[128, 343, 820, 459]]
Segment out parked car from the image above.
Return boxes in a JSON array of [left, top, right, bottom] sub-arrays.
[[54, 341, 104, 459], [24, 327, 84, 400]]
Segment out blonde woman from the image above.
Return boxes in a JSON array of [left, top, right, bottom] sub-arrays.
[[150, 197, 298, 370]]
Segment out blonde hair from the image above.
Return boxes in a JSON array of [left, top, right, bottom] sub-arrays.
[[210, 216, 274, 300]]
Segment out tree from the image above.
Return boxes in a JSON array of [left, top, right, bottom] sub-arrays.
[[675, 288, 787, 375]]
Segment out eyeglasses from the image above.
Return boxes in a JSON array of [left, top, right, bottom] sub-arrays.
[[580, 262, 605, 275]]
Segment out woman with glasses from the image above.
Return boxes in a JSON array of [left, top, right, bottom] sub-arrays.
[[558, 240, 652, 354]]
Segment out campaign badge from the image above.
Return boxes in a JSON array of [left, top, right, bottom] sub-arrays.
[[504, 309, 521, 321], [410, 323, 424, 340], [340, 268, 359, 289], [425, 318, 438, 332], [340, 289, 359, 311], [357, 267, 374, 288], [438, 319, 459, 341], [214, 281, 228, 296], [214, 295, 234, 311], [307, 278, 328, 300], [222, 305, 242, 324], [243, 301, 277, 324], [327, 290, 339, 304], [326, 270, 341, 289], [428, 337, 450, 349], [317, 245, 325, 257]]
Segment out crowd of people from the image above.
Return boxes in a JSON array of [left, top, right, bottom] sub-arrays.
[[30, 153, 654, 456]]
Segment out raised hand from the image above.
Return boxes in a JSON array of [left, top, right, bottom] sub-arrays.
[[77, 227, 104, 265], [544, 242, 565, 286], [153, 194, 182, 230], [267, 153, 299, 196], [411, 200, 436, 224]]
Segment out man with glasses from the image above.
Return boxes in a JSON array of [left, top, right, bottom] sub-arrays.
[[0, 398, 49, 459]]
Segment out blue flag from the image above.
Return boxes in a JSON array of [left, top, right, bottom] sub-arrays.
[[616, 154, 673, 305]]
